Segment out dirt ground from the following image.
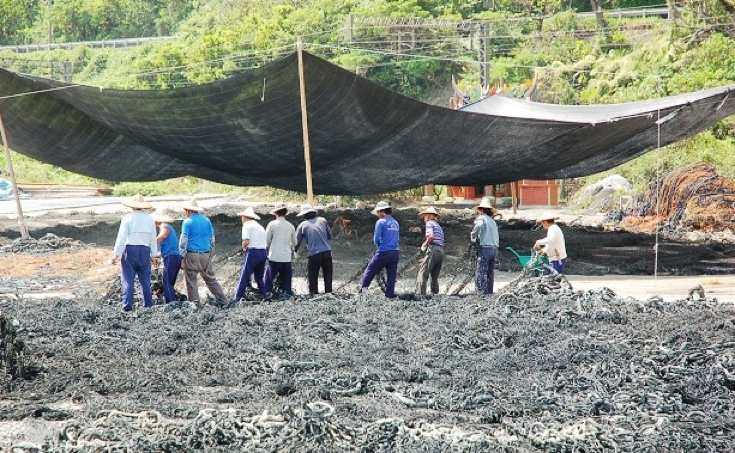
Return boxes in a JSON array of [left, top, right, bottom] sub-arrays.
[[1, 204, 734, 302]]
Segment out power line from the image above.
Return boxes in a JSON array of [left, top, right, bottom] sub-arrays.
[[0, 84, 84, 101]]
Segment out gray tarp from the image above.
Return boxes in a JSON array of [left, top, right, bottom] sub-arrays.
[[0, 52, 733, 194]]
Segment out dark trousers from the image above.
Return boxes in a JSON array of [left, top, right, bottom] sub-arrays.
[[235, 248, 267, 300], [162, 254, 182, 302], [550, 258, 566, 274], [417, 245, 444, 295], [475, 246, 497, 295], [360, 250, 400, 298], [265, 260, 293, 295], [307, 250, 333, 294], [121, 244, 153, 311]]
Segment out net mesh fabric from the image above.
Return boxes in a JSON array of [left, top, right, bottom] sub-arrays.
[[1, 52, 733, 194]]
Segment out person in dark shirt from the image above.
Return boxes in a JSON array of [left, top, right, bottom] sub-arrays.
[[294, 204, 333, 294]]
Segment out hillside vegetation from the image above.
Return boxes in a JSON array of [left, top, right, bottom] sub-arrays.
[[1, 0, 734, 196]]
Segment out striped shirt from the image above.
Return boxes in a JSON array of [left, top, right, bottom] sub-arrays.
[[425, 220, 444, 247]]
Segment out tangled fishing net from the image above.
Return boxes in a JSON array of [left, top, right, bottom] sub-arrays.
[[0, 233, 89, 255], [623, 163, 735, 235], [3, 267, 735, 451], [0, 311, 26, 384]]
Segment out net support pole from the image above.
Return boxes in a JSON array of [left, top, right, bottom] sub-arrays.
[[297, 38, 314, 204], [0, 114, 31, 240]]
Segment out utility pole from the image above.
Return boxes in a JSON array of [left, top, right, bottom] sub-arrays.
[[348, 14, 354, 44], [47, 0, 53, 48], [0, 115, 31, 240], [296, 38, 314, 204], [478, 21, 490, 89], [47, 0, 54, 79]]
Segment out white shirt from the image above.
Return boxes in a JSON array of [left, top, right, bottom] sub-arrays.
[[266, 216, 297, 262], [113, 210, 157, 257], [537, 223, 567, 261], [242, 219, 267, 249]]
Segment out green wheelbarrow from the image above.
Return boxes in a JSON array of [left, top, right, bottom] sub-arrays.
[[506, 247, 549, 273]]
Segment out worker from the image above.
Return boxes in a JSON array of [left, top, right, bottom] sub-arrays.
[[111, 193, 158, 312], [470, 197, 499, 295], [264, 205, 296, 298], [534, 211, 567, 274], [179, 198, 227, 305], [294, 204, 333, 294], [233, 206, 268, 301], [360, 201, 400, 298], [416, 206, 445, 295], [151, 208, 182, 303]]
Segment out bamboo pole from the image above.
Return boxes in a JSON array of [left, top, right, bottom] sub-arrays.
[[0, 115, 31, 240], [296, 38, 314, 204]]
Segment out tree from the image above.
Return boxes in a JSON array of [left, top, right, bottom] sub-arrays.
[[0, 0, 39, 45], [668, 0, 735, 44], [589, 0, 611, 46]]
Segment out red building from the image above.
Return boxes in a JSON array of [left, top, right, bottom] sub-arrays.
[[427, 180, 560, 207]]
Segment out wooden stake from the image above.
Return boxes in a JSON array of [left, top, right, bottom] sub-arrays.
[[296, 38, 314, 204], [511, 181, 518, 215], [0, 115, 31, 240]]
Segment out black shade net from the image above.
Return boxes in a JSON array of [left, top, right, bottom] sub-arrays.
[[0, 52, 733, 195]]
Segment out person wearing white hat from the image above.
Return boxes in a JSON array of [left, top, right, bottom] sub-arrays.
[[470, 197, 500, 295], [111, 193, 158, 312], [417, 207, 445, 295], [360, 200, 400, 298], [233, 206, 268, 301], [534, 211, 567, 274], [264, 205, 297, 298], [179, 198, 227, 304], [151, 208, 182, 303], [294, 204, 333, 294]]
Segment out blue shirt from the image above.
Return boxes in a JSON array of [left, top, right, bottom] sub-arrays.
[[374, 215, 399, 252], [425, 220, 444, 247], [159, 223, 180, 257], [179, 213, 216, 255], [295, 217, 332, 256], [470, 214, 499, 247]]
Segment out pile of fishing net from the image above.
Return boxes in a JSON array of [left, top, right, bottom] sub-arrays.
[[623, 163, 735, 234], [0, 233, 89, 254], [3, 271, 735, 451]]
